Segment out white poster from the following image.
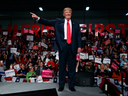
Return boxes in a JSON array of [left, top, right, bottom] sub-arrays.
[[79, 53, 85, 60], [14, 64, 20, 72], [79, 53, 88, 60], [3, 32, 8, 35], [14, 51, 20, 56], [89, 55, 95, 60], [120, 53, 127, 58], [95, 58, 102, 64], [27, 35, 34, 41], [8, 40, 12, 45], [51, 52, 56, 56], [10, 48, 17, 53], [41, 42, 48, 48], [103, 58, 111, 64], [36, 75, 43, 83], [16, 33, 22, 36], [5, 69, 15, 77], [56, 51, 59, 60], [43, 29, 47, 33], [43, 51, 48, 56]]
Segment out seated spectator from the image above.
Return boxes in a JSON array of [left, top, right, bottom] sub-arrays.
[[97, 64, 109, 77], [36, 62, 46, 76], [26, 67, 36, 82], [16, 64, 28, 78], [85, 64, 93, 72]]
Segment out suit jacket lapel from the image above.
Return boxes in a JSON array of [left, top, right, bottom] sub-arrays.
[[71, 20, 75, 39]]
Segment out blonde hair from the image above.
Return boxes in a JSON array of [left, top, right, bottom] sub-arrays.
[[63, 7, 72, 13]]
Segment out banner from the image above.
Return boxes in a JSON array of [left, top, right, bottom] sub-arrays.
[[115, 30, 120, 33], [111, 62, 118, 70], [100, 32, 105, 36], [32, 45, 38, 50], [3, 31, 8, 35], [14, 64, 20, 72], [104, 39, 111, 45], [120, 53, 127, 58], [89, 55, 95, 60], [27, 35, 34, 41], [42, 70, 53, 78], [97, 49, 103, 54], [43, 29, 47, 33], [41, 42, 48, 48], [1, 47, 6, 51], [5, 69, 15, 77], [29, 30, 34, 34], [95, 58, 102, 64], [43, 51, 48, 56], [10, 48, 17, 53], [79, 53, 88, 60], [16, 33, 22, 36], [92, 46, 97, 50], [8, 40, 12, 45], [51, 52, 56, 56], [103, 58, 111, 64], [36, 75, 43, 83]]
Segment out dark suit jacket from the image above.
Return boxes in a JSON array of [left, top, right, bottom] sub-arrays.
[[38, 18, 81, 54]]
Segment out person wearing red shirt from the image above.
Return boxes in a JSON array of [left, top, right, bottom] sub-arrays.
[[47, 58, 55, 71], [5, 64, 17, 81]]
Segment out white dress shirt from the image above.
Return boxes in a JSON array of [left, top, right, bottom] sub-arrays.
[[37, 17, 72, 40], [64, 19, 72, 40]]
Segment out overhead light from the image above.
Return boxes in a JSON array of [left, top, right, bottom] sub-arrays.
[[126, 13, 128, 16], [39, 7, 43, 11], [86, 7, 90, 11]]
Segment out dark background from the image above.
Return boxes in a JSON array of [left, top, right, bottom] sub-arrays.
[[0, 0, 128, 31]]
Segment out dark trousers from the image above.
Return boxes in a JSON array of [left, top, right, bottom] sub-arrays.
[[59, 41, 76, 88]]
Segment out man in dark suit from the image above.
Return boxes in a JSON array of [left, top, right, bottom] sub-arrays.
[[30, 7, 82, 91]]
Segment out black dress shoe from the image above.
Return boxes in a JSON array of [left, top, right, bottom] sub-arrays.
[[69, 87, 76, 91], [58, 87, 64, 91]]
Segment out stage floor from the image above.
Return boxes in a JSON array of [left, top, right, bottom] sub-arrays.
[[0, 82, 106, 96]]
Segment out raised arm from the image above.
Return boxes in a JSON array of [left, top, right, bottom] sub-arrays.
[[30, 12, 56, 26]]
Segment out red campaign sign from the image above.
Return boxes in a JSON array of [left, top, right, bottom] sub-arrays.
[[111, 62, 118, 71], [126, 40, 128, 44], [32, 45, 38, 50], [104, 39, 111, 45], [42, 70, 53, 78], [92, 46, 97, 50], [115, 30, 120, 33]]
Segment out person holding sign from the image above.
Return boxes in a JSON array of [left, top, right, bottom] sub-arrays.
[[120, 55, 128, 68], [30, 7, 82, 91]]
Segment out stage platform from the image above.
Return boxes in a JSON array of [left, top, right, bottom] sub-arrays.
[[0, 82, 106, 96]]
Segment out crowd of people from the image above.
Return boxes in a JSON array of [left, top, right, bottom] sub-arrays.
[[0, 29, 128, 82]]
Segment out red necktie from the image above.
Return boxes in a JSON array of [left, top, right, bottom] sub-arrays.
[[67, 20, 71, 44]]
